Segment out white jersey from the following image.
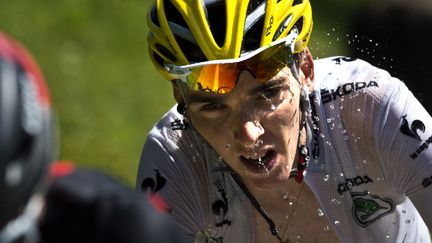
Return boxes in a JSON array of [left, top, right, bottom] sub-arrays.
[[136, 57, 432, 243]]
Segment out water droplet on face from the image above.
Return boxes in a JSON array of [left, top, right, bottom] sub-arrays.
[[323, 174, 330, 182], [323, 226, 330, 232], [334, 220, 340, 225], [317, 208, 324, 217], [330, 198, 341, 205], [218, 156, 223, 162], [386, 233, 390, 239], [340, 173, 344, 177], [225, 144, 231, 150], [264, 167, 270, 176]]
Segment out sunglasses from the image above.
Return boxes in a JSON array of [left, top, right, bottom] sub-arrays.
[[165, 32, 298, 94]]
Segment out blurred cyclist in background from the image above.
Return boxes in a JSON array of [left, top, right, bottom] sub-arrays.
[[0, 30, 55, 243], [0, 31, 182, 243], [137, 0, 432, 242]]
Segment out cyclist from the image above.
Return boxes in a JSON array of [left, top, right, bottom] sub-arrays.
[[136, 0, 432, 242], [0, 31, 181, 243], [0, 30, 55, 243]]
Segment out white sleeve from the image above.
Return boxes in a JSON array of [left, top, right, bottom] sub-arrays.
[[376, 77, 432, 228], [136, 134, 210, 243]]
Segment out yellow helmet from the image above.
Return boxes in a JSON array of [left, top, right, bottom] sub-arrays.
[[147, 0, 313, 80]]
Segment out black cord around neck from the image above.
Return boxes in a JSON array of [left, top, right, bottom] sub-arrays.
[[230, 173, 285, 243]]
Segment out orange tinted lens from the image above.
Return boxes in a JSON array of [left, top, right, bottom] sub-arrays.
[[188, 64, 238, 93], [184, 42, 291, 93]]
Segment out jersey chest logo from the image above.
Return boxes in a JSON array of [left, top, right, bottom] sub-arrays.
[[351, 191, 395, 227]]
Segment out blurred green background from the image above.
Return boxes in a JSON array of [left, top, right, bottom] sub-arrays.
[[0, 0, 366, 186]]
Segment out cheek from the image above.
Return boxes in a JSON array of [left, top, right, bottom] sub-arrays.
[[267, 97, 300, 129], [189, 114, 229, 151]]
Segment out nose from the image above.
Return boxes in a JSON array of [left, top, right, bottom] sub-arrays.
[[234, 120, 265, 147]]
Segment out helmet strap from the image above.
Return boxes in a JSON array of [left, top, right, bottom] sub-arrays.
[[291, 86, 312, 183]]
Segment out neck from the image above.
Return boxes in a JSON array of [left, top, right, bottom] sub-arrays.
[[248, 178, 304, 210]]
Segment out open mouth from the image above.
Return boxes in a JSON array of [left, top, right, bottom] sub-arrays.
[[240, 150, 277, 173]]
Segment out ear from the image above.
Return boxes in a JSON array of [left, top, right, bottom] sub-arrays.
[[299, 47, 314, 92], [171, 80, 188, 114]]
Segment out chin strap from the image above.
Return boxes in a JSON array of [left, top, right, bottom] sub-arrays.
[[292, 86, 312, 183], [295, 145, 309, 183]]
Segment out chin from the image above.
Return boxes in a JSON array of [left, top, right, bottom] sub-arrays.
[[247, 168, 291, 189]]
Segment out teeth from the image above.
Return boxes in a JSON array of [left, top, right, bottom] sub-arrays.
[[242, 152, 269, 167], [248, 157, 266, 166], [245, 154, 265, 160]]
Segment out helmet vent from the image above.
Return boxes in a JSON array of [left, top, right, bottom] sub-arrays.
[[273, 14, 293, 41], [292, 0, 303, 6], [175, 37, 207, 63], [204, 0, 227, 47], [246, 0, 266, 16], [149, 5, 160, 27], [152, 51, 165, 67], [164, 0, 190, 33], [163, 0, 207, 63], [155, 43, 177, 63], [242, 17, 264, 53], [242, 1, 266, 53], [294, 16, 304, 36]]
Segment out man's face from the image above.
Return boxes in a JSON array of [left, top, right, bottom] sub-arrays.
[[186, 67, 303, 189]]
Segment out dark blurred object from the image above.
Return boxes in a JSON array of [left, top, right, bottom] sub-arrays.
[[40, 162, 183, 243], [0, 31, 54, 243], [0, 30, 184, 243], [348, 3, 432, 112]]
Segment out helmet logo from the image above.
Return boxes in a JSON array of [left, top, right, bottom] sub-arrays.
[[265, 16, 274, 36]]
